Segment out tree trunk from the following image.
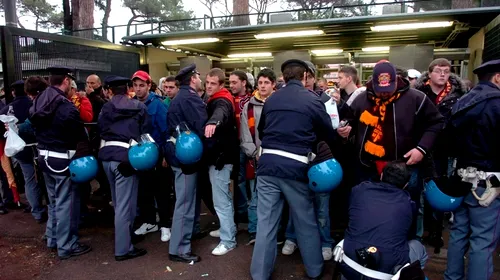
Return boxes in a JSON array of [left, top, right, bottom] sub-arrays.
[[63, 0, 72, 34], [72, 0, 94, 39], [101, 0, 112, 41], [35, 17, 39, 31], [233, 0, 250, 26]]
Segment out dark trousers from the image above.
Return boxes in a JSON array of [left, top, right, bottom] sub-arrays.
[[137, 166, 172, 228]]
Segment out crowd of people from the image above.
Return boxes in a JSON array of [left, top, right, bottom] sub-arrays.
[[0, 56, 498, 280]]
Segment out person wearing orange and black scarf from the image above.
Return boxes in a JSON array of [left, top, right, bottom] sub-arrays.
[[414, 58, 467, 251], [342, 61, 445, 238]]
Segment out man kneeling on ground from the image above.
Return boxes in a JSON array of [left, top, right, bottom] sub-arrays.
[[341, 161, 428, 279]]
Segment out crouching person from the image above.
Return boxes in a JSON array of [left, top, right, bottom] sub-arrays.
[[340, 161, 428, 279]]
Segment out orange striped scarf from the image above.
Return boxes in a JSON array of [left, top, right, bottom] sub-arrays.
[[426, 80, 452, 105], [359, 93, 401, 158]]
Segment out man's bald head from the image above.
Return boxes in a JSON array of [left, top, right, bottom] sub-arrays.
[[86, 74, 101, 90]]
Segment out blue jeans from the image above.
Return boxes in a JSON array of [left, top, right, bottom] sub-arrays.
[[18, 160, 46, 220], [444, 186, 500, 280], [235, 151, 249, 219], [286, 192, 334, 248], [209, 164, 237, 248], [247, 179, 257, 234]]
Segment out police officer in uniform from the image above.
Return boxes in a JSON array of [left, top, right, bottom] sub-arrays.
[[98, 76, 149, 261], [250, 60, 337, 279], [165, 64, 207, 263], [444, 59, 500, 280], [29, 66, 92, 259]]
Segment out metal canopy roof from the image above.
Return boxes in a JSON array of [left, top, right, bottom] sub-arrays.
[[122, 7, 500, 57]]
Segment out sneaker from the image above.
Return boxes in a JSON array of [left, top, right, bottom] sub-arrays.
[[209, 229, 220, 238], [211, 243, 234, 256], [247, 233, 256, 245], [160, 227, 171, 242], [322, 247, 333, 261], [281, 240, 297, 255], [134, 223, 158, 235]]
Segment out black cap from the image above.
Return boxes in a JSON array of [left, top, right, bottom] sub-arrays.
[[281, 59, 309, 73], [104, 75, 130, 88], [304, 61, 316, 76], [10, 80, 24, 88], [175, 63, 199, 83], [47, 66, 76, 80], [473, 59, 500, 75]]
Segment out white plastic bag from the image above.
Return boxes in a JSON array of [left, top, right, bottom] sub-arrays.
[[324, 97, 340, 129], [0, 114, 26, 157]]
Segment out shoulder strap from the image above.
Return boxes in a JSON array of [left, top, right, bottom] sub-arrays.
[[247, 102, 256, 143]]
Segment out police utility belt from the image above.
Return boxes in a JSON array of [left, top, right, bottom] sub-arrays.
[[38, 149, 76, 174], [259, 147, 315, 164], [457, 166, 500, 207], [100, 140, 131, 149], [333, 240, 410, 280]]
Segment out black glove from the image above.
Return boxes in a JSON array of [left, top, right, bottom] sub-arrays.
[[118, 162, 135, 177], [311, 141, 334, 165], [215, 152, 225, 171], [73, 141, 92, 160]]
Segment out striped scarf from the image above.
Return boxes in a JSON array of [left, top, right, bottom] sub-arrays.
[[427, 80, 452, 105], [359, 93, 401, 158]]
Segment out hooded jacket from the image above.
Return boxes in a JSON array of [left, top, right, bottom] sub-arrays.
[[350, 78, 445, 166], [29, 86, 88, 174], [205, 88, 239, 167], [98, 94, 149, 163], [240, 91, 269, 158], [414, 72, 467, 120], [447, 81, 500, 172], [29, 86, 87, 152]]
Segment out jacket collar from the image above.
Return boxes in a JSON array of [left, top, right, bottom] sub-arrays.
[[452, 81, 500, 115]]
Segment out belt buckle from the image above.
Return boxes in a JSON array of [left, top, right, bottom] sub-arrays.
[[307, 152, 316, 163]]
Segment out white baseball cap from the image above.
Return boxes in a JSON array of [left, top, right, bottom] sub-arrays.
[[408, 69, 421, 79]]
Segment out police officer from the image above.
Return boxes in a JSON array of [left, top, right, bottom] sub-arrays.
[[98, 76, 148, 261], [444, 59, 500, 280], [250, 60, 337, 279], [165, 64, 207, 263], [29, 66, 91, 259]]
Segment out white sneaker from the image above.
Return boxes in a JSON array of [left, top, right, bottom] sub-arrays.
[[281, 240, 297, 255], [160, 227, 171, 242], [210, 229, 220, 238], [322, 247, 333, 261], [211, 243, 234, 256], [134, 223, 158, 235]]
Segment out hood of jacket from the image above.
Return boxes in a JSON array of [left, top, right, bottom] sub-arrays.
[[452, 81, 500, 116], [29, 86, 67, 125], [249, 90, 272, 105], [414, 71, 467, 97], [208, 88, 235, 111]]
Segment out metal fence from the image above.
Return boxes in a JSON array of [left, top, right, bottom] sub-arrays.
[[0, 26, 141, 102], [58, 0, 495, 44]]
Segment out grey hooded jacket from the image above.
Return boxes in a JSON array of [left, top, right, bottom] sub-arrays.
[[240, 95, 266, 158]]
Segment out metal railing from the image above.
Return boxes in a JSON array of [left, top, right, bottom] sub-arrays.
[[53, 0, 491, 44]]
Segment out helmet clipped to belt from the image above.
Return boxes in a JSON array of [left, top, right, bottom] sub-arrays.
[[307, 141, 343, 193], [69, 141, 99, 183], [424, 175, 469, 212], [128, 134, 159, 171], [175, 123, 203, 165]]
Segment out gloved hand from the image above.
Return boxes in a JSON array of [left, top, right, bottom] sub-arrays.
[[310, 141, 334, 165], [118, 161, 135, 177], [73, 141, 92, 160]]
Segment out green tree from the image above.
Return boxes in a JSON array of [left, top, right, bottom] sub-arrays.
[[18, 0, 63, 31], [285, 0, 369, 20], [123, 0, 200, 36]]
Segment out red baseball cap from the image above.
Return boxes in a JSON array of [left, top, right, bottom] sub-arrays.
[[132, 70, 151, 82]]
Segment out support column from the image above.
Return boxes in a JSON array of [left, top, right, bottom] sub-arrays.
[[389, 45, 434, 72]]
